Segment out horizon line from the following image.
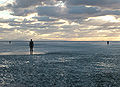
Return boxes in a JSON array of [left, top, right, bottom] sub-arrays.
[[0, 40, 119, 42]]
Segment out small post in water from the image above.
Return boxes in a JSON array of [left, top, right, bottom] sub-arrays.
[[29, 39, 34, 55]]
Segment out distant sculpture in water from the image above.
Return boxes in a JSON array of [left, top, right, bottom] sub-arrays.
[[29, 39, 34, 55], [107, 41, 109, 45], [9, 41, 11, 44]]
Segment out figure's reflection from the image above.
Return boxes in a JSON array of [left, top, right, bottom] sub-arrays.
[[29, 39, 34, 55]]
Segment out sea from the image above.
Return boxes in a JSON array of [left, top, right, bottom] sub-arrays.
[[0, 41, 120, 87]]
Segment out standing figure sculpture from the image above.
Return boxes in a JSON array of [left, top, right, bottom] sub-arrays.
[[29, 39, 34, 55], [9, 41, 12, 44], [107, 41, 109, 45]]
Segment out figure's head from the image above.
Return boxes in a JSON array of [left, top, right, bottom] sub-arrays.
[[31, 39, 32, 41]]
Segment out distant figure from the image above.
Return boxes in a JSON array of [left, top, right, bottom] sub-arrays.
[[29, 39, 34, 55], [107, 41, 110, 45], [9, 41, 11, 44]]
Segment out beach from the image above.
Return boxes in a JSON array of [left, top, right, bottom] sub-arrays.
[[0, 41, 120, 87]]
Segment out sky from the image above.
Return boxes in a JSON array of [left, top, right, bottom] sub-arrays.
[[0, 0, 120, 41]]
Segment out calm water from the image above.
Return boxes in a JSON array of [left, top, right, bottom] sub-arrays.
[[0, 41, 120, 87]]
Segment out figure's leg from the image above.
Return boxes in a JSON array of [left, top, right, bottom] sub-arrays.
[[30, 48, 33, 55]]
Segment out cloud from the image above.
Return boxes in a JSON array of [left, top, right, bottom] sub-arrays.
[[0, 18, 16, 23], [36, 5, 120, 23], [68, 6, 100, 14], [33, 16, 58, 21], [37, 6, 67, 17], [100, 10, 120, 16], [11, 7, 36, 16], [36, 5, 100, 22], [1, 0, 120, 40], [13, 0, 42, 8], [13, 0, 60, 8], [4, 0, 120, 18], [65, 0, 120, 9]]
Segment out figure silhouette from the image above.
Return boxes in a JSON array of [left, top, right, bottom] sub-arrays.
[[107, 41, 109, 45], [9, 41, 11, 44], [29, 39, 34, 55]]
